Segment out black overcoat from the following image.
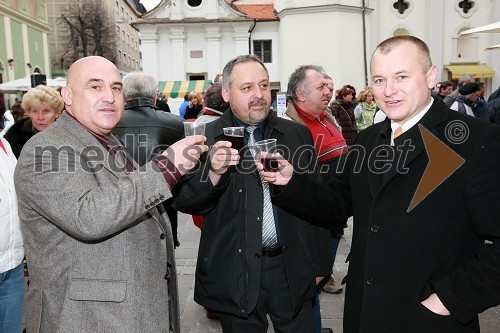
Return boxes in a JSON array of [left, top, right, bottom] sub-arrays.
[[174, 109, 333, 317], [276, 98, 500, 332]]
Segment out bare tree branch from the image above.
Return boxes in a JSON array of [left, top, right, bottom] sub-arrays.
[[58, 0, 117, 63]]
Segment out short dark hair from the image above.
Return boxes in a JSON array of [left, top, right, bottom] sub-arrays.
[[222, 55, 268, 90], [204, 82, 229, 112], [439, 81, 453, 91], [372, 35, 432, 73]]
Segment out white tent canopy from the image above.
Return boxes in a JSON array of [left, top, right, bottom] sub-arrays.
[[459, 21, 500, 36], [0, 75, 65, 94]]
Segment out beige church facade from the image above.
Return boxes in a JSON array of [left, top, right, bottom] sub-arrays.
[[134, 0, 500, 113]]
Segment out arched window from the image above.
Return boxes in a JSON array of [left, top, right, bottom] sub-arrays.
[[393, 28, 409, 36]]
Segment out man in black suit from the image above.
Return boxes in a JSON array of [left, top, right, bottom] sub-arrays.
[[174, 55, 331, 332], [262, 36, 500, 333], [113, 71, 184, 247]]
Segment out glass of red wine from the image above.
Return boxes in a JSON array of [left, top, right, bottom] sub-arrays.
[[255, 139, 279, 172], [223, 126, 245, 151]]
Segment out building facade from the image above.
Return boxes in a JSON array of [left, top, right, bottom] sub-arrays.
[[135, 0, 500, 114], [0, 0, 51, 84], [46, 0, 145, 77]]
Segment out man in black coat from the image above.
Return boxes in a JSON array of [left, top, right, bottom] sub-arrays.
[[263, 36, 500, 333], [482, 96, 500, 125], [113, 71, 184, 247], [174, 55, 332, 332]]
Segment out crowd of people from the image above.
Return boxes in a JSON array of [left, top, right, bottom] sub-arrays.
[[1, 34, 499, 333]]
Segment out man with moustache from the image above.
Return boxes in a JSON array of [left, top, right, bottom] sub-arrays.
[[174, 55, 331, 332], [14, 56, 207, 333]]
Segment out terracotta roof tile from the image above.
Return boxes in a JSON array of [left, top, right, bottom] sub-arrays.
[[235, 4, 278, 21]]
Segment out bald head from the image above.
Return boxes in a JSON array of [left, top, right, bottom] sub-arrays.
[[66, 56, 119, 88], [61, 56, 124, 136]]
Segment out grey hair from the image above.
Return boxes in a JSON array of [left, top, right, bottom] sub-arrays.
[[222, 55, 269, 90], [458, 75, 473, 88], [122, 72, 157, 101], [286, 65, 326, 102]]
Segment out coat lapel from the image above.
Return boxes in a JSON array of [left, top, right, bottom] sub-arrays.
[[59, 112, 163, 223], [367, 118, 391, 197], [373, 98, 449, 194]]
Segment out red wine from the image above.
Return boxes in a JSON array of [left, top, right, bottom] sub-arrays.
[[224, 134, 244, 151], [262, 157, 280, 172]]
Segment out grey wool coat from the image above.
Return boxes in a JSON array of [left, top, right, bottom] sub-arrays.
[[15, 111, 180, 333]]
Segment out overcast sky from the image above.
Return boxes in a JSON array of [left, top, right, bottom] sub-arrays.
[[141, 0, 161, 11]]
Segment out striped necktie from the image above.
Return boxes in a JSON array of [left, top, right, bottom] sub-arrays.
[[246, 126, 278, 248]]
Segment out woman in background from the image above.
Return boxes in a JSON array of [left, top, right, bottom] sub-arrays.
[[354, 87, 377, 131], [330, 86, 357, 145], [183, 91, 203, 121], [5, 85, 64, 157], [0, 106, 24, 333]]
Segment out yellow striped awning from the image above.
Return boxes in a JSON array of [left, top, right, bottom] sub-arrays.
[[157, 80, 212, 99], [445, 64, 495, 79]]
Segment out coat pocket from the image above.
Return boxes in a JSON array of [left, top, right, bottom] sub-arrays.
[[68, 278, 127, 302]]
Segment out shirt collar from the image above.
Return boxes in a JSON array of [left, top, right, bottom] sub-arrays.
[[66, 111, 110, 147], [232, 114, 268, 132], [390, 97, 433, 134], [294, 104, 326, 121]]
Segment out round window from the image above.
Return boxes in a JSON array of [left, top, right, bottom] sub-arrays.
[[187, 0, 202, 7]]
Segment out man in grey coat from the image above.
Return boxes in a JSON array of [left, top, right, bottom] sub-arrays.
[[14, 56, 207, 333]]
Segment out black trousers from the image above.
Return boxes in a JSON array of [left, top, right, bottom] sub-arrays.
[[220, 254, 313, 333]]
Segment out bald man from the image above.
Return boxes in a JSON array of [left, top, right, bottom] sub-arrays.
[[14, 56, 207, 333]]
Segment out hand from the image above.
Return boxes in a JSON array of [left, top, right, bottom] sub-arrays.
[[255, 152, 293, 185], [208, 141, 240, 184], [421, 293, 450, 316], [161, 135, 208, 175], [315, 276, 324, 285]]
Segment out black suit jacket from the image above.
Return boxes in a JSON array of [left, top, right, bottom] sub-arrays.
[[174, 109, 332, 317], [276, 97, 500, 333]]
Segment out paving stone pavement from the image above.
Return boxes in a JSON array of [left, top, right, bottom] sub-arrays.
[[20, 213, 499, 332], [175, 213, 500, 333]]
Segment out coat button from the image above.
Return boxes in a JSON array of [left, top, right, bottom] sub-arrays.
[[160, 233, 166, 239], [255, 253, 261, 259], [370, 225, 380, 232], [145, 204, 150, 210], [282, 245, 288, 250], [256, 217, 262, 221], [159, 194, 165, 200], [366, 277, 375, 285], [238, 189, 243, 193]]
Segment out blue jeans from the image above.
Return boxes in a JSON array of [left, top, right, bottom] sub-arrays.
[[330, 233, 341, 264], [0, 263, 25, 333]]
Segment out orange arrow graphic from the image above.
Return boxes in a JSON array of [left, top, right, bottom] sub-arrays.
[[407, 125, 465, 212]]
